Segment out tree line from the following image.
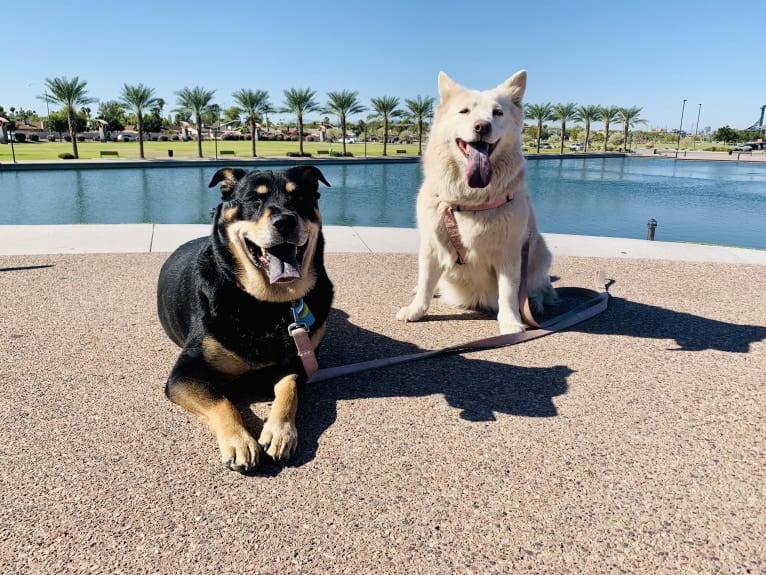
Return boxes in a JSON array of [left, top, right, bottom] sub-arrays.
[[2, 76, 756, 160], [2, 76, 436, 160]]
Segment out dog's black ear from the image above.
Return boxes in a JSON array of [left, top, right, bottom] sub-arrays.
[[208, 168, 247, 197], [291, 165, 331, 189]]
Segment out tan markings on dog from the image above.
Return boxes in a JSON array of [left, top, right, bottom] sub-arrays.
[[222, 205, 239, 222], [256, 184, 269, 195], [226, 218, 321, 303], [167, 377, 261, 467], [202, 335, 273, 376], [258, 373, 299, 460], [285, 181, 297, 192]]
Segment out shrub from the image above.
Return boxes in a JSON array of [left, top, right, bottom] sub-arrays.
[[286, 152, 312, 157], [64, 135, 72, 142], [58, 153, 75, 159], [14, 133, 27, 143], [77, 136, 85, 142], [331, 151, 353, 157], [159, 135, 169, 141], [171, 135, 180, 141], [47, 135, 57, 142], [28, 134, 39, 142]]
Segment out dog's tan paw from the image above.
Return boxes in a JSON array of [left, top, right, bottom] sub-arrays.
[[217, 429, 261, 472], [258, 419, 298, 461], [396, 304, 426, 323]]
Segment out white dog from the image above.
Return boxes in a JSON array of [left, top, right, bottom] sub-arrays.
[[397, 70, 557, 334]]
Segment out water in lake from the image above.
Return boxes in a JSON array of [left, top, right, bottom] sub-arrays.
[[1, 158, 764, 249]]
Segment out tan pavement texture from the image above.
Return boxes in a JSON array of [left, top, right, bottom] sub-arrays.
[[1, 251, 764, 574]]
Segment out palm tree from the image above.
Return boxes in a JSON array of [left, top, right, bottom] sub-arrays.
[[525, 102, 555, 153], [174, 86, 216, 158], [232, 88, 271, 157], [119, 84, 158, 159], [551, 103, 579, 154], [576, 104, 602, 153], [323, 90, 366, 156], [40, 76, 96, 159], [281, 88, 321, 156], [600, 106, 620, 152], [404, 95, 435, 155], [369, 96, 402, 156], [616, 106, 646, 151]]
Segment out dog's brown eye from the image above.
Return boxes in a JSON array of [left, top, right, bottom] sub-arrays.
[[493, 108, 504, 117], [459, 108, 469, 114]]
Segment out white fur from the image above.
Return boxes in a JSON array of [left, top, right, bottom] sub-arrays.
[[397, 70, 557, 334]]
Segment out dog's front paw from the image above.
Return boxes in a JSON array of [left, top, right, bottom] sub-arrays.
[[396, 304, 426, 323], [217, 428, 261, 472], [498, 319, 526, 335], [258, 419, 298, 461]]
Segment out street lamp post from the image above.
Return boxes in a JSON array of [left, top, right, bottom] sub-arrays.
[[694, 104, 702, 150], [9, 127, 16, 163], [675, 99, 687, 159]]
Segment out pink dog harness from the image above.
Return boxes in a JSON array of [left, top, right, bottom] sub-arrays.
[[442, 194, 514, 264]]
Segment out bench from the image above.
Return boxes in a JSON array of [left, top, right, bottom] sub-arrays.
[[99, 150, 119, 158], [396, 149, 407, 154], [316, 150, 330, 155], [219, 150, 236, 156]]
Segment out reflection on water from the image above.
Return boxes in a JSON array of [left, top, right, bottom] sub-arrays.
[[1, 158, 764, 249], [525, 158, 766, 248]]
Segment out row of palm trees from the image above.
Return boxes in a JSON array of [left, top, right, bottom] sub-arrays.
[[526, 103, 645, 153], [38, 76, 644, 161], [38, 76, 436, 160]]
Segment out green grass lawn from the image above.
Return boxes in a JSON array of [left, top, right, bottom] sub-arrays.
[[0, 139, 422, 162]]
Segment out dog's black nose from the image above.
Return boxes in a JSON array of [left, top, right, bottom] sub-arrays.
[[473, 121, 491, 137], [272, 213, 297, 235]]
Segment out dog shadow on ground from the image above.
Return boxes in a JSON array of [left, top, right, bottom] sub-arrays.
[[235, 308, 573, 474], [580, 294, 766, 353], [247, 290, 766, 474]]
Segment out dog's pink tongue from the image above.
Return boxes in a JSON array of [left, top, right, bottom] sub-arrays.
[[466, 142, 493, 188], [266, 244, 301, 284]]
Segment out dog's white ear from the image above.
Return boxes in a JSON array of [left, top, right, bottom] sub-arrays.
[[502, 70, 527, 105], [438, 71, 459, 101]]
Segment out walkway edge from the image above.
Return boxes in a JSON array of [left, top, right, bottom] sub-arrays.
[[0, 224, 764, 264]]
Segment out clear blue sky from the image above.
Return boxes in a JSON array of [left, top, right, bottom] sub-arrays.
[[3, 0, 764, 133]]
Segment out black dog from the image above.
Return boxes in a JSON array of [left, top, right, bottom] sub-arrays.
[[157, 166, 333, 472]]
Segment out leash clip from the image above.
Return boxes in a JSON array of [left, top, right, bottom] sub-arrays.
[[288, 321, 308, 336]]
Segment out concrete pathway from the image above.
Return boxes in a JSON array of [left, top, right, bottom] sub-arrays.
[[0, 224, 764, 264]]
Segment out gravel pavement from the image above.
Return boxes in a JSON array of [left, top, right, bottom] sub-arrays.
[[1, 251, 764, 574]]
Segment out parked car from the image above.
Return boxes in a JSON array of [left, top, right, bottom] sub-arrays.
[[117, 134, 134, 142], [569, 143, 584, 151], [539, 141, 553, 149], [731, 142, 763, 152]]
